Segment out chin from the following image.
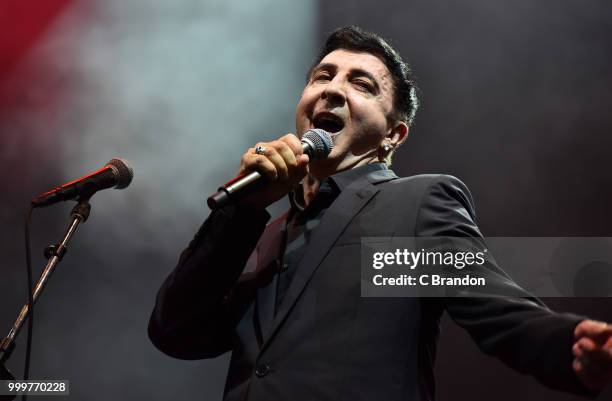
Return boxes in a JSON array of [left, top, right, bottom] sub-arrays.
[[329, 130, 344, 142], [309, 155, 340, 177]]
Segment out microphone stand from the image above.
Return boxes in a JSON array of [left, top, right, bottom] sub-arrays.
[[0, 197, 92, 399]]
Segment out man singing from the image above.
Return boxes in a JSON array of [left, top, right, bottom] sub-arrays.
[[148, 26, 612, 400]]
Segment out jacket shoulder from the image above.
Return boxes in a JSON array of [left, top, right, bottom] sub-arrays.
[[382, 173, 476, 218], [384, 173, 472, 197], [386, 173, 466, 187]]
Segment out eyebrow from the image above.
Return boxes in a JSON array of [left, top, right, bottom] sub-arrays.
[[309, 63, 381, 94]]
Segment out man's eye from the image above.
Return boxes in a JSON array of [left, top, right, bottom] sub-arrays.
[[353, 80, 373, 92], [313, 73, 331, 81]]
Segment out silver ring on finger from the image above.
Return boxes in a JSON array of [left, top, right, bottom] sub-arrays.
[[254, 145, 266, 155]]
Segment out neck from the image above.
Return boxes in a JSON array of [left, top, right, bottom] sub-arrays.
[[298, 157, 383, 208], [308, 153, 380, 181], [301, 174, 320, 208]]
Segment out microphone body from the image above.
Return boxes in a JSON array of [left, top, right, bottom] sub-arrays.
[[32, 158, 134, 208], [207, 129, 333, 210]]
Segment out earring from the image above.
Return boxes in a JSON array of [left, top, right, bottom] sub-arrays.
[[383, 143, 392, 152]]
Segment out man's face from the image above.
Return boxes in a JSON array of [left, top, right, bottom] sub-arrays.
[[295, 49, 406, 173]]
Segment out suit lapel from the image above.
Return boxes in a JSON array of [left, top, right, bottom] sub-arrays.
[[259, 168, 398, 352], [235, 211, 288, 347], [251, 213, 287, 346]]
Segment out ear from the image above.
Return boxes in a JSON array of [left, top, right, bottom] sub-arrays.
[[387, 120, 409, 147]]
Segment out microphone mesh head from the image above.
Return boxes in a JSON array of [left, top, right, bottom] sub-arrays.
[[302, 129, 333, 160], [106, 158, 134, 189]]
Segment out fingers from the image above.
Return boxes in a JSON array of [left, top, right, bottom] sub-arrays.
[[573, 337, 612, 362], [573, 337, 597, 357], [572, 327, 612, 391], [272, 142, 298, 180], [261, 144, 290, 181], [575, 320, 612, 345], [241, 151, 278, 180], [239, 134, 309, 183], [275, 134, 310, 178], [279, 133, 304, 156], [279, 133, 310, 172], [573, 356, 612, 390]]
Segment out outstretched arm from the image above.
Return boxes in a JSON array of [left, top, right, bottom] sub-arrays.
[[416, 175, 604, 396]]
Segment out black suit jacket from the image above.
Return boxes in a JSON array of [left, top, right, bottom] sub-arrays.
[[149, 167, 591, 401]]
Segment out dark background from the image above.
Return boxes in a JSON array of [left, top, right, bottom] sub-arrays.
[[1, 0, 611, 400]]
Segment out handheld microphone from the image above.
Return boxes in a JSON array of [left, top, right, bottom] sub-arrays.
[[32, 158, 134, 208], [207, 129, 333, 210]]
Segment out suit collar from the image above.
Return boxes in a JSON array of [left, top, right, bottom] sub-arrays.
[[329, 161, 390, 190]]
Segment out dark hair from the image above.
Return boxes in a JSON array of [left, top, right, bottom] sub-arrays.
[[309, 26, 419, 127]]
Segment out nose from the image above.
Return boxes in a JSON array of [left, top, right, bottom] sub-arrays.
[[321, 77, 346, 107]]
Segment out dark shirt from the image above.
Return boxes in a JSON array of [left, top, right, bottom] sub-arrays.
[[274, 162, 389, 313]]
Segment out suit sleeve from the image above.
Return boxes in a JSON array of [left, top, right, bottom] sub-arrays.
[[415, 175, 595, 397], [148, 204, 270, 359]]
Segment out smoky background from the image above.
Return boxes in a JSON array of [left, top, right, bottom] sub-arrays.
[[1, 0, 611, 400]]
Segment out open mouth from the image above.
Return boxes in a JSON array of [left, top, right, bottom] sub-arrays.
[[313, 112, 345, 134]]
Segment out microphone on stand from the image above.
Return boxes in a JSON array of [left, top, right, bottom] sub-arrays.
[[207, 129, 333, 210], [31, 158, 134, 208], [0, 158, 134, 401]]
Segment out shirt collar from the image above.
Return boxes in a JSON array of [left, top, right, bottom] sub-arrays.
[[328, 162, 388, 191], [289, 162, 389, 212]]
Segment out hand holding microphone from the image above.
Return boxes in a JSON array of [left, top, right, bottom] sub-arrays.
[[207, 129, 333, 210]]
